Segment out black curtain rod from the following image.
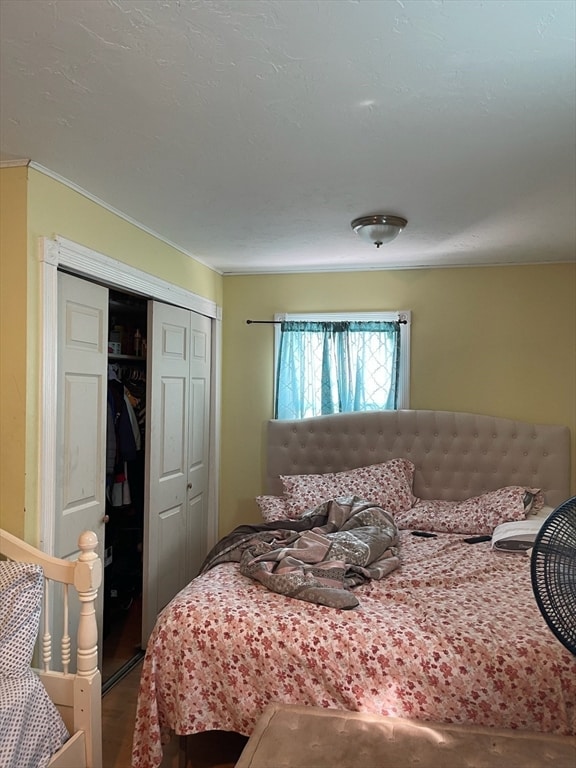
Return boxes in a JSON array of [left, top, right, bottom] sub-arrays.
[[246, 317, 407, 325], [246, 319, 282, 324]]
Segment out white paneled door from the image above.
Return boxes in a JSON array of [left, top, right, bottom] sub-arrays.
[[56, 272, 108, 559], [142, 301, 211, 643], [55, 272, 109, 666], [185, 311, 212, 586]]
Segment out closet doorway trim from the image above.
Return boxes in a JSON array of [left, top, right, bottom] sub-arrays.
[[38, 235, 222, 556]]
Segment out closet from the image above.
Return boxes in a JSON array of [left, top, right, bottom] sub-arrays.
[[103, 290, 148, 684], [53, 265, 214, 690]]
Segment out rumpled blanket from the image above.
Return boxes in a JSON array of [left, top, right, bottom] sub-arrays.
[[200, 495, 399, 609]]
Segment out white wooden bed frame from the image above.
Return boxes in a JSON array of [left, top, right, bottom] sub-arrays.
[[0, 528, 102, 768]]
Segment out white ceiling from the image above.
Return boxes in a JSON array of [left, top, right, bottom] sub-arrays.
[[1, 0, 575, 275]]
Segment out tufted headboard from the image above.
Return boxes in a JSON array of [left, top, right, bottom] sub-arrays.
[[266, 410, 571, 509]]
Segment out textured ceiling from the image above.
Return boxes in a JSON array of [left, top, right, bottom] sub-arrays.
[[1, 0, 575, 274]]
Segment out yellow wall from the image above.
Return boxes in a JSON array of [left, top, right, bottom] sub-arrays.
[[220, 264, 576, 535], [2, 164, 575, 544], [0, 166, 28, 537], [0, 166, 223, 541], [27, 169, 223, 302]]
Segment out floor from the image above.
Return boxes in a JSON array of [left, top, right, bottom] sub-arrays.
[[102, 518, 145, 686], [102, 661, 248, 768], [102, 593, 143, 685]]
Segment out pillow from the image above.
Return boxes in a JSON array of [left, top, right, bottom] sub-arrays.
[[280, 458, 416, 519], [526, 489, 545, 513], [256, 495, 290, 523], [394, 486, 539, 535], [0, 561, 43, 675]]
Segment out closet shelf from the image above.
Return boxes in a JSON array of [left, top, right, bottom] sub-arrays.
[[109, 354, 146, 362]]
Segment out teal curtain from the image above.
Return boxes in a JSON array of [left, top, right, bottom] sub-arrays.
[[275, 321, 400, 419]]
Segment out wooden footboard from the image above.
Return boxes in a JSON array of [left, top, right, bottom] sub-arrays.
[[0, 529, 102, 768]]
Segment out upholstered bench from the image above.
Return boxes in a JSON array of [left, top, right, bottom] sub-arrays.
[[235, 703, 576, 768]]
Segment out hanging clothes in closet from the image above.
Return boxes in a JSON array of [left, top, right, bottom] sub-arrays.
[[121, 366, 146, 522], [123, 366, 146, 446], [107, 366, 141, 508]]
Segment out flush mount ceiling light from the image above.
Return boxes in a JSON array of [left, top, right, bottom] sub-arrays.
[[351, 214, 408, 248]]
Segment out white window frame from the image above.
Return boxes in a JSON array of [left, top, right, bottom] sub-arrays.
[[273, 310, 411, 413]]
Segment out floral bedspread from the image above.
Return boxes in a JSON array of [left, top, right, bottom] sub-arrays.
[[132, 531, 576, 768]]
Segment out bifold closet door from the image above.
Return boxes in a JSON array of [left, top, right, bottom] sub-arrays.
[[142, 301, 211, 644]]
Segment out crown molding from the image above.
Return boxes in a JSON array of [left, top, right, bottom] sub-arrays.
[[29, 162, 223, 275]]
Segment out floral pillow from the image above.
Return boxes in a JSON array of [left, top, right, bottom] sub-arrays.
[[0, 561, 43, 675], [256, 495, 290, 523], [280, 458, 416, 520], [394, 486, 542, 535]]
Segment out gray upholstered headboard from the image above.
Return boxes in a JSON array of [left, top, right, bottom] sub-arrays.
[[266, 410, 571, 509]]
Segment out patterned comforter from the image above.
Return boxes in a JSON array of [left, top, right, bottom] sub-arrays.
[[201, 496, 400, 609], [132, 529, 576, 768], [0, 669, 69, 768]]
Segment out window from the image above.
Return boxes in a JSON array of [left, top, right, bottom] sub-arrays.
[[274, 311, 410, 419]]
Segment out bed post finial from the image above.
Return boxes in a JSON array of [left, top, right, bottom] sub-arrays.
[[74, 531, 102, 678], [78, 530, 98, 554]]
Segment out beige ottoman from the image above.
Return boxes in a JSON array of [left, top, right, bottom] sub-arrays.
[[235, 703, 576, 768]]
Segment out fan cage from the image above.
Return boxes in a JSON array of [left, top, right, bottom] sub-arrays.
[[530, 496, 576, 656]]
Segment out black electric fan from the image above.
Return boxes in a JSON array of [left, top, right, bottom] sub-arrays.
[[530, 495, 576, 656]]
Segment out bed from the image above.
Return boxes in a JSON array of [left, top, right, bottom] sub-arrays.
[[0, 528, 102, 768], [132, 410, 575, 768]]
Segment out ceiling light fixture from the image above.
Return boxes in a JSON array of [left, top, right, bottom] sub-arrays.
[[351, 214, 407, 248]]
